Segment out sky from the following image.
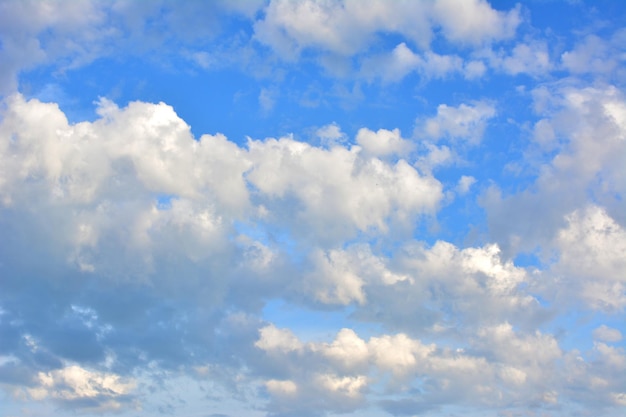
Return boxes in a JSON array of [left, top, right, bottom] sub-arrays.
[[0, 0, 625, 416]]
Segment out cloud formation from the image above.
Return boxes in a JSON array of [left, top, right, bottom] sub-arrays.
[[1, 1, 625, 417]]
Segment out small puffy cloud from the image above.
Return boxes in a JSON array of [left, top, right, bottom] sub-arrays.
[[502, 42, 552, 76], [316, 122, 347, 147], [418, 101, 496, 144], [478, 41, 553, 77], [561, 34, 624, 75], [362, 42, 422, 83], [318, 328, 369, 371], [432, 0, 521, 45], [464, 60, 487, 79], [265, 379, 298, 397], [314, 373, 367, 399], [255, 325, 303, 354], [259, 87, 277, 114], [361, 43, 464, 83], [24, 365, 135, 412], [355, 127, 411, 157], [593, 326, 623, 343], [457, 175, 477, 195]]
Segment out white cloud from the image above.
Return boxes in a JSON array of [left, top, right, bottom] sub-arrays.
[[479, 41, 553, 77], [501, 42, 552, 76], [457, 175, 477, 195], [561, 34, 626, 76], [265, 379, 298, 397], [259, 87, 277, 114], [361, 43, 464, 82], [317, 328, 369, 371], [593, 325, 623, 343], [246, 136, 442, 244], [0, 0, 109, 93], [554, 206, 626, 311], [482, 84, 626, 256], [432, 0, 521, 45], [252, 321, 625, 414], [255, 325, 303, 354], [254, 0, 521, 62], [316, 122, 347, 147], [1, 3, 625, 417], [23, 365, 135, 412], [314, 373, 367, 398], [253, 0, 433, 58], [355, 127, 411, 157], [464, 60, 487, 79], [418, 101, 496, 144], [305, 249, 367, 305]]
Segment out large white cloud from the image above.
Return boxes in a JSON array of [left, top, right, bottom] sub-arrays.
[[254, 0, 521, 60], [253, 320, 625, 415]]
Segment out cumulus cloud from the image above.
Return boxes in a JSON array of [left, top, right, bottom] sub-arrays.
[[417, 101, 496, 144], [432, 0, 521, 45], [254, 0, 521, 60], [561, 33, 626, 76], [594, 325, 623, 343], [361, 43, 465, 82], [552, 206, 626, 311], [355, 127, 412, 157], [26, 365, 136, 412], [482, 41, 553, 76], [1, 3, 624, 415], [483, 84, 626, 256], [253, 318, 624, 415], [457, 175, 477, 195], [0, 94, 445, 412], [253, 0, 433, 58]]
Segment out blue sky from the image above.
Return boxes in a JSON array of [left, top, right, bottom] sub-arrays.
[[0, 1, 625, 416]]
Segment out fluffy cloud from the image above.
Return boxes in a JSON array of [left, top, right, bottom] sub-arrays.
[[481, 41, 553, 76], [483, 84, 626, 255], [594, 325, 623, 343], [254, 320, 624, 415], [1, 2, 625, 417], [246, 135, 442, 244], [561, 32, 626, 76], [355, 127, 411, 157], [552, 206, 626, 311], [417, 101, 496, 144], [254, 0, 521, 60], [361, 43, 465, 82], [253, 0, 433, 58], [26, 365, 136, 411], [432, 0, 520, 45], [0, 94, 443, 411]]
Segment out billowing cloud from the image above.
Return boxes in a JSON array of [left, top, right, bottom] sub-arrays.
[[1, 2, 624, 417], [417, 101, 496, 144]]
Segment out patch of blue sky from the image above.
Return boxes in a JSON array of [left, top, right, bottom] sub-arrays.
[[156, 193, 176, 210], [262, 298, 382, 342], [543, 310, 626, 354]]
